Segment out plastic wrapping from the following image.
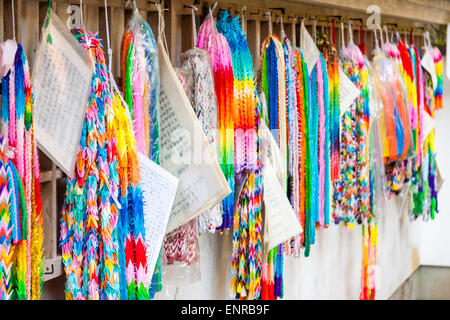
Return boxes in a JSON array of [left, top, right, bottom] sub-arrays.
[[159, 67, 201, 284], [371, 50, 413, 163], [121, 7, 161, 297], [121, 7, 160, 162], [178, 49, 223, 233]]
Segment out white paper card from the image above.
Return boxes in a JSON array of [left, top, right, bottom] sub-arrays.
[[138, 152, 179, 279], [262, 123, 285, 182], [32, 10, 93, 177], [300, 21, 320, 75], [263, 165, 302, 251], [422, 111, 436, 142], [339, 68, 361, 117], [421, 50, 438, 90], [261, 123, 301, 251], [158, 41, 231, 233]]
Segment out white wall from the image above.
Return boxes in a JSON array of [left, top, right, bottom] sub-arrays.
[[156, 64, 450, 300], [156, 194, 421, 300], [157, 57, 450, 301], [418, 56, 450, 266]]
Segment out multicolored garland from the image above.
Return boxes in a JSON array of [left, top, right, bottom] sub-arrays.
[[0, 43, 43, 300], [60, 30, 148, 300], [293, 48, 310, 256], [216, 11, 262, 300], [197, 12, 235, 231], [281, 34, 300, 258], [120, 9, 161, 297], [259, 32, 286, 300], [0, 142, 28, 300]]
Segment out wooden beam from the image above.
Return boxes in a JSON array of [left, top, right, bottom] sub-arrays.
[[259, 0, 450, 25], [49, 0, 159, 11]]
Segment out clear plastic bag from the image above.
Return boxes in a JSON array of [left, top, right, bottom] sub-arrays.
[[158, 67, 201, 285], [179, 48, 223, 233], [371, 51, 413, 163], [121, 7, 160, 161]]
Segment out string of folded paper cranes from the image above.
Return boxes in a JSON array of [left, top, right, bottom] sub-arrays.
[[0, 0, 445, 300]]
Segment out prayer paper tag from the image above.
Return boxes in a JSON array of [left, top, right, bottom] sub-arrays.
[[339, 68, 361, 117], [261, 123, 301, 251], [158, 41, 231, 233], [300, 21, 320, 75], [32, 10, 93, 177], [138, 152, 179, 280], [422, 111, 436, 142], [263, 164, 302, 251], [421, 50, 438, 90]]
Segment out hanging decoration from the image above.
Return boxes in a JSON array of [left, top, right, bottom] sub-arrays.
[[180, 41, 222, 234], [333, 23, 377, 300], [120, 6, 161, 297], [60, 30, 150, 300], [258, 17, 286, 300], [162, 68, 200, 267], [0, 140, 27, 300], [197, 10, 235, 231], [293, 47, 311, 256], [407, 34, 443, 220], [280, 30, 300, 258], [216, 10, 263, 300], [0, 42, 43, 300]]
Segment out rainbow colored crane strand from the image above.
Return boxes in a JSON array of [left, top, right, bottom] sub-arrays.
[[60, 31, 148, 300], [259, 33, 286, 300], [111, 90, 148, 300], [410, 46, 427, 218], [61, 31, 115, 300], [320, 40, 341, 188], [197, 13, 235, 230], [294, 48, 310, 255], [409, 44, 443, 220], [216, 11, 262, 300], [432, 47, 443, 110], [281, 35, 300, 257], [0, 43, 43, 300], [0, 146, 28, 300], [121, 10, 160, 297], [307, 56, 320, 244]]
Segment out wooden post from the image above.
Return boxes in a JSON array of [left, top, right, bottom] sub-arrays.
[[111, 6, 125, 78], [23, 0, 40, 67], [15, 0, 22, 43], [169, 0, 177, 64], [86, 4, 99, 32], [254, 19, 260, 73], [0, 0, 3, 42], [291, 20, 296, 47]]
